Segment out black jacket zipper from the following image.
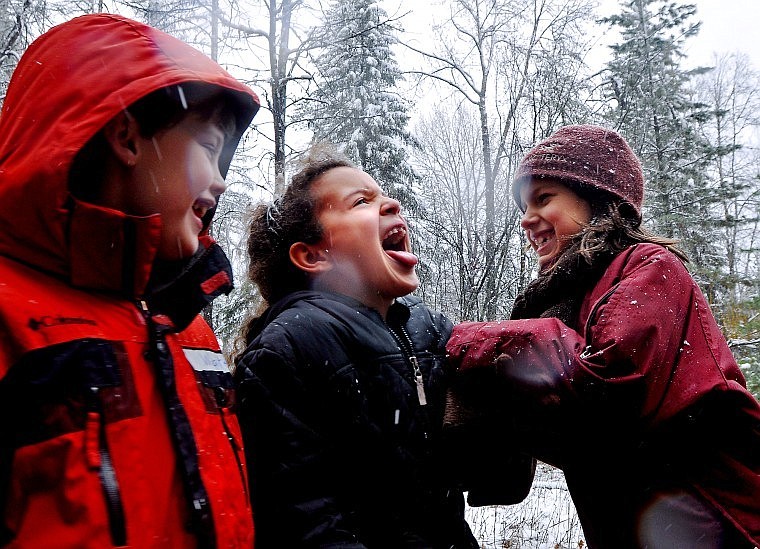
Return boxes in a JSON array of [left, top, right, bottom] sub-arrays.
[[86, 386, 127, 546], [138, 300, 217, 549], [389, 324, 427, 406]]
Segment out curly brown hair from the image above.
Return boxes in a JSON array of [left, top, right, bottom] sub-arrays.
[[233, 144, 354, 361]]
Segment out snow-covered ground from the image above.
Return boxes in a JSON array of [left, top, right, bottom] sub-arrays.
[[466, 463, 586, 548]]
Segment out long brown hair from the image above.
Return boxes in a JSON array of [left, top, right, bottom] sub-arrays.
[[543, 187, 688, 277], [575, 195, 688, 266]]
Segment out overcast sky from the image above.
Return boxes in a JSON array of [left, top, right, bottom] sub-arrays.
[[595, 0, 760, 69], [391, 0, 760, 72], [684, 0, 760, 67]]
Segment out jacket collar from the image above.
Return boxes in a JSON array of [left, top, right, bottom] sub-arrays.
[[68, 197, 162, 297], [144, 238, 233, 331], [251, 291, 413, 340], [67, 197, 233, 331]]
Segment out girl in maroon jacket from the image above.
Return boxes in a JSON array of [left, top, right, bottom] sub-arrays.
[[446, 125, 760, 548]]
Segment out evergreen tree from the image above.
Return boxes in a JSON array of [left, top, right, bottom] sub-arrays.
[[304, 0, 418, 209], [601, 0, 724, 283]]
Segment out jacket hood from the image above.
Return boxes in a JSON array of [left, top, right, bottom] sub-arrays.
[[0, 13, 259, 295]]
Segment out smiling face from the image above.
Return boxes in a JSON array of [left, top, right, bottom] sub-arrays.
[[519, 177, 592, 271], [112, 111, 228, 261], [305, 166, 419, 316]]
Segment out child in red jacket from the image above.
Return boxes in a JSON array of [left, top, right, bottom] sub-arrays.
[[446, 125, 760, 548], [0, 14, 259, 547]]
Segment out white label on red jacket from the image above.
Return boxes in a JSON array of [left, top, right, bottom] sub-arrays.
[[183, 349, 231, 373]]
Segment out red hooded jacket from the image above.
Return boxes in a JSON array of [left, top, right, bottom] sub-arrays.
[[447, 243, 760, 548], [0, 14, 259, 548]]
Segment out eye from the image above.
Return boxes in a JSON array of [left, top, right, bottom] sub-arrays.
[[353, 196, 369, 207], [203, 142, 221, 156], [198, 128, 224, 157], [536, 192, 552, 205]]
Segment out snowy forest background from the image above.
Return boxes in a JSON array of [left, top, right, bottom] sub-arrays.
[[1, 0, 758, 546]]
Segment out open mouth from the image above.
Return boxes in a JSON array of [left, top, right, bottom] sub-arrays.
[[193, 204, 209, 220], [382, 226, 408, 252], [528, 231, 557, 263], [382, 226, 418, 267], [529, 230, 553, 248]]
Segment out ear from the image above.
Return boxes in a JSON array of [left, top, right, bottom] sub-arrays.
[[102, 110, 141, 167], [289, 242, 332, 275]]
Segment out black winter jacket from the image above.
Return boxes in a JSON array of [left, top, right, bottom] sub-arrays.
[[235, 291, 478, 548]]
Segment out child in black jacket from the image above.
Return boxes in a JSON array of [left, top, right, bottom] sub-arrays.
[[233, 145, 533, 548]]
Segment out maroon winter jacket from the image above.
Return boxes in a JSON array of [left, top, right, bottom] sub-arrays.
[[447, 243, 760, 548]]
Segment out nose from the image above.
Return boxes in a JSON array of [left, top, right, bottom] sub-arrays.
[[380, 195, 401, 215], [211, 166, 227, 199], [520, 205, 537, 230]]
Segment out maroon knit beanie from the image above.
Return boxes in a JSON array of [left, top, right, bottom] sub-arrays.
[[513, 125, 644, 219]]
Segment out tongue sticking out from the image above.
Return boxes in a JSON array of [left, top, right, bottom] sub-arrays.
[[385, 249, 419, 267], [382, 227, 418, 268]]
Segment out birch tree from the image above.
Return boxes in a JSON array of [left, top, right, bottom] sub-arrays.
[[695, 53, 760, 302], [407, 0, 595, 319], [0, 1, 61, 99], [199, 0, 316, 196], [412, 104, 520, 321]]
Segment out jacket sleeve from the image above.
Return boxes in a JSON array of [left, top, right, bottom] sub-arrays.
[[445, 247, 710, 458], [236, 344, 367, 549]]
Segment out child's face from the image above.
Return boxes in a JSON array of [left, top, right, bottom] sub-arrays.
[[122, 113, 228, 260], [308, 166, 419, 314], [519, 177, 592, 270]]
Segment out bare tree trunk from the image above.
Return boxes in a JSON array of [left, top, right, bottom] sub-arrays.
[[406, 0, 594, 319]]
